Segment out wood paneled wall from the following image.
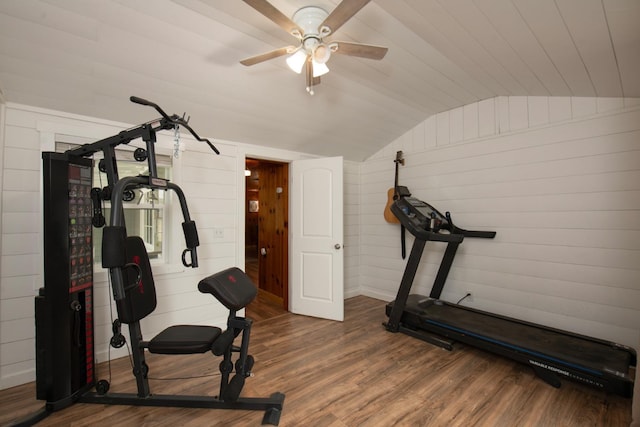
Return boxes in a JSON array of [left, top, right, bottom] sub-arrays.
[[255, 160, 288, 302]]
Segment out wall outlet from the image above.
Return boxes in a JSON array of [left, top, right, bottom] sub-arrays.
[[466, 291, 473, 302], [213, 227, 224, 238]]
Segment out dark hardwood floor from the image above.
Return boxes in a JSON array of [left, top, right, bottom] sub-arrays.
[[246, 289, 287, 322], [245, 251, 259, 285], [1, 296, 632, 426], [245, 251, 287, 321]]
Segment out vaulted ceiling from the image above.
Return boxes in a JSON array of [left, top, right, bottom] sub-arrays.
[[0, 1, 638, 161]]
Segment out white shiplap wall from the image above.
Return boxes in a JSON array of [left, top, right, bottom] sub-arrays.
[[0, 104, 321, 389], [361, 96, 640, 349], [344, 160, 361, 298]]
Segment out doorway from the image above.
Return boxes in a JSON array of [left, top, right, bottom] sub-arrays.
[[245, 158, 289, 315]]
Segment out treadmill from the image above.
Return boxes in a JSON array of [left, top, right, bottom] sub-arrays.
[[384, 193, 636, 397]]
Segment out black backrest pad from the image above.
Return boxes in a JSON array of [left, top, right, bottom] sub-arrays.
[[198, 267, 257, 311], [116, 236, 157, 324]]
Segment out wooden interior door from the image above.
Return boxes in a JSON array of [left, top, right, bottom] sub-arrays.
[[245, 158, 288, 309]]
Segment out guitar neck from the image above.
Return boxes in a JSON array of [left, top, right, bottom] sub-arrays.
[[393, 151, 404, 194], [393, 161, 400, 189]]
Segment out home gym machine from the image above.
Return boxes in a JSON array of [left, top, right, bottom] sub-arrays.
[[28, 97, 284, 425], [384, 192, 636, 397]]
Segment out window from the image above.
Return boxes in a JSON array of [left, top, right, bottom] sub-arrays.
[[56, 142, 172, 264]]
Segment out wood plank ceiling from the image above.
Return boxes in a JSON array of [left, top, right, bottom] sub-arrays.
[[0, 0, 638, 161]]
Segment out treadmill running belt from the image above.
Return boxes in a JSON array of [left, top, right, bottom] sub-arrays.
[[412, 297, 631, 375]]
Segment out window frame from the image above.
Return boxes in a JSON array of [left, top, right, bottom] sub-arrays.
[[88, 150, 172, 265]]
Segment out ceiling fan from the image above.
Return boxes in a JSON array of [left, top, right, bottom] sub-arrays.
[[240, 0, 388, 95]]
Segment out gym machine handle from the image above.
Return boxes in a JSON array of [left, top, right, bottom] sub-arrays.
[[129, 96, 220, 155], [181, 221, 199, 268], [105, 177, 200, 300], [130, 96, 171, 119], [167, 182, 200, 269]]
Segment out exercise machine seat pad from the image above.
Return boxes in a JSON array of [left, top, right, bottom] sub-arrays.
[[198, 267, 257, 311], [117, 236, 157, 324], [148, 325, 222, 354]]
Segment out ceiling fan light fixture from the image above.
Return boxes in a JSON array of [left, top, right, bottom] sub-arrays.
[[312, 59, 329, 77], [241, 1, 389, 95], [292, 6, 329, 36], [286, 49, 307, 74], [313, 44, 331, 64]]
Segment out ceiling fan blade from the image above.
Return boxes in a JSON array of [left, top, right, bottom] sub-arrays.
[[321, 0, 371, 34], [240, 46, 295, 66], [242, 0, 303, 36], [333, 41, 388, 60]]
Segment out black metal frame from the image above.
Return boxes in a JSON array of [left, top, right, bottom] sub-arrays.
[[79, 302, 284, 425], [384, 193, 636, 397], [384, 196, 466, 333], [25, 97, 286, 426], [87, 173, 285, 424], [36, 153, 97, 412], [80, 392, 285, 422]]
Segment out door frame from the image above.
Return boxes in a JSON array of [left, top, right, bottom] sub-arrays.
[[244, 157, 289, 309], [236, 148, 316, 310]]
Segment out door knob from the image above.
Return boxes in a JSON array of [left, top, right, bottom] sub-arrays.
[[334, 244, 341, 250]]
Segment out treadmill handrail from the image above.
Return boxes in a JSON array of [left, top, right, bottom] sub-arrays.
[[391, 197, 496, 241], [390, 202, 463, 243]]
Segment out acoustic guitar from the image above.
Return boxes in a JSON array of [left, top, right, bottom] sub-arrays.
[[383, 151, 405, 224]]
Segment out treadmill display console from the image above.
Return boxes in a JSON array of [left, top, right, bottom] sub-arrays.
[[392, 196, 497, 241], [391, 197, 462, 243]]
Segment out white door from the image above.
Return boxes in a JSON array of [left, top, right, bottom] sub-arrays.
[[290, 156, 344, 321]]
